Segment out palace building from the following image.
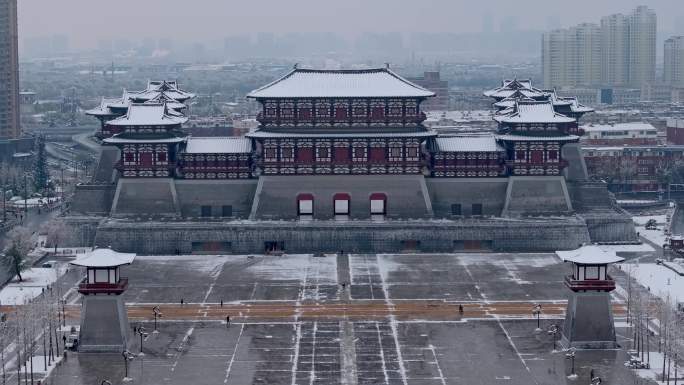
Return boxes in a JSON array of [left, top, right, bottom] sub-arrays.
[[68, 69, 636, 254]]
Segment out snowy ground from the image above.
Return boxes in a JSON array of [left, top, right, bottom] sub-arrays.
[[41, 253, 651, 384], [9, 197, 60, 208], [630, 351, 682, 384], [618, 263, 684, 306], [0, 266, 63, 305], [633, 214, 668, 226]]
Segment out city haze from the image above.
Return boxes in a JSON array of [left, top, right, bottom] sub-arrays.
[[18, 0, 684, 50]]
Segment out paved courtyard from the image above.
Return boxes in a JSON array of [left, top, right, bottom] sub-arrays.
[[42, 253, 650, 384]]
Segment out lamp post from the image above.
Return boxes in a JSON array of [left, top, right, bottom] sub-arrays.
[[532, 304, 542, 332], [61, 299, 66, 327], [138, 326, 148, 355], [122, 350, 135, 380], [547, 324, 559, 352], [23, 172, 27, 221], [1, 174, 6, 223], [565, 347, 577, 379], [152, 306, 162, 333]]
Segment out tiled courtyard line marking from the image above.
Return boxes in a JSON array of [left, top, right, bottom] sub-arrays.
[[375, 322, 390, 385], [223, 323, 244, 384], [428, 344, 447, 385], [340, 320, 358, 385], [376, 254, 408, 385]]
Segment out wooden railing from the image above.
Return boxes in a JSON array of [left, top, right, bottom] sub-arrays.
[[564, 275, 615, 292], [78, 278, 128, 295]]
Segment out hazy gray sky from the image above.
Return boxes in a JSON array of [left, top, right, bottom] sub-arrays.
[[18, 0, 682, 48]]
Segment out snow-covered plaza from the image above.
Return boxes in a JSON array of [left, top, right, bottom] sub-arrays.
[[37, 252, 657, 385]]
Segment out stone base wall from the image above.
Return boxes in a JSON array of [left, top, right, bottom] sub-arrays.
[[63, 216, 103, 247], [503, 176, 573, 216], [93, 217, 591, 255], [71, 184, 116, 215], [581, 212, 638, 243]]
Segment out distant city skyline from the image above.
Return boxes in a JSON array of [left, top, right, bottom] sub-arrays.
[[16, 0, 684, 50]]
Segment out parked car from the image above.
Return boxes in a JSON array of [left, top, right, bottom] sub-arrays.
[[65, 334, 78, 350], [41, 260, 57, 268], [645, 219, 658, 230]]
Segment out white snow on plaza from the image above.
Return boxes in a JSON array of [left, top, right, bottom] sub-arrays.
[[618, 263, 684, 306], [246, 254, 337, 283], [0, 267, 61, 305]]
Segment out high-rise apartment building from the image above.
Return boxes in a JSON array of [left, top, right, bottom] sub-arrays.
[[600, 13, 630, 87], [542, 24, 601, 88], [628, 5, 657, 88], [0, 0, 20, 139], [543, 6, 656, 90], [664, 36, 684, 86]]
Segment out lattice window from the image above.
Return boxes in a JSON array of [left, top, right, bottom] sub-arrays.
[[264, 101, 277, 117], [123, 145, 137, 165], [405, 100, 418, 116], [315, 100, 331, 119], [352, 99, 367, 118], [280, 101, 294, 118], [388, 100, 403, 117], [388, 143, 403, 162], [316, 146, 331, 162], [281, 146, 294, 162], [297, 101, 312, 120], [370, 99, 385, 119], [352, 142, 368, 162], [264, 147, 277, 162]]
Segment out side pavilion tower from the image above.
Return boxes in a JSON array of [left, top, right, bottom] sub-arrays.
[[556, 245, 624, 349], [70, 248, 136, 353]]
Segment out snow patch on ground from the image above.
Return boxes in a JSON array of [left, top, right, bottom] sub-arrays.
[[456, 253, 559, 268], [246, 254, 337, 283], [632, 215, 668, 225], [0, 267, 61, 305], [135, 255, 227, 275], [630, 351, 682, 384], [597, 244, 654, 252], [618, 263, 684, 306], [637, 227, 668, 247]]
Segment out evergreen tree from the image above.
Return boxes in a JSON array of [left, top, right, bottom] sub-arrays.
[[33, 135, 48, 194]]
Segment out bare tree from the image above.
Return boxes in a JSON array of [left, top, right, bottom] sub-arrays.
[[2, 226, 34, 282], [0, 317, 10, 385], [42, 219, 67, 254]]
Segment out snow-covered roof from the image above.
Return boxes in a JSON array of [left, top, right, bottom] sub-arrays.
[[484, 79, 547, 99], [107, 103, 188, 127], [103, 135, 187, 145], [494, 101, 576, 124], [185, 137, 252, 154], [496, 134, 580, 142], [581, 122, 656, 132], [247, 67, 436, 99], [434, 135, 504, 152], [247, 130, 437, 139], [85, 97, 125, 116], [556, 245, 625, 265], [70, 248, 136, 268], [493, 91, 538, 109], [546, 90, 594, 113], [145, 91, 188, 111], [128, 80, 195, 102]]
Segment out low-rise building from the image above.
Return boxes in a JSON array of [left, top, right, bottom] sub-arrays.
[[582, 122, 658, 145]]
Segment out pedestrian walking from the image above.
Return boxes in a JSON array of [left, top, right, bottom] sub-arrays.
[[180, 298, 184, 306], [220, 300, 223, 307], [458, 304, 464, 315], [226, 315, 230, 327]]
